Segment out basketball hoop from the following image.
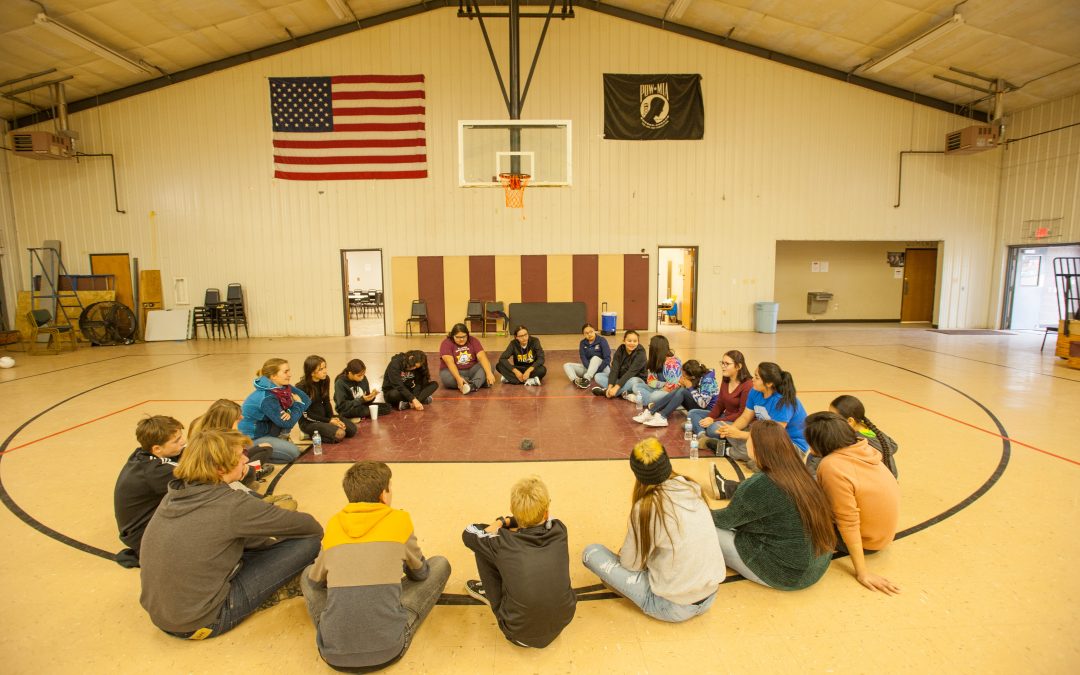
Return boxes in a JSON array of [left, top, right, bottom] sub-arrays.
[[498, 172, 530, 209]]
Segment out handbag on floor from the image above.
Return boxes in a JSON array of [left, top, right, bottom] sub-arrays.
[[712, 455, 746, 500]]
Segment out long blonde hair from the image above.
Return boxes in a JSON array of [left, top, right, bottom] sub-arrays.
[[629, 438, 706, 567], [175, 430, 250, 484], [189, 399, 242, 435]]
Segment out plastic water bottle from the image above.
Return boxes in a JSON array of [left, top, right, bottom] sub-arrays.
[[635, 394, 644, 412], [683, 421, 693, 441], [312, 430, 323, 456], [689, 437, 699, 460]]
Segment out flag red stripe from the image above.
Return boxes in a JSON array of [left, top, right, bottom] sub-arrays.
[[275, 170, 428, 180], [331, 90, 425, 100], [332, 106, 426, 116], [333, 122, 425, 132], [331, 75, 425, 84], [273, 138, 426, 149], [274, 154, 427, 165]]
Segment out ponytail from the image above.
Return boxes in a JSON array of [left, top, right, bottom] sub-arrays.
[[338, 358, 366, 380], [862, 415, 898, 465], [758, 362, 797, 411]]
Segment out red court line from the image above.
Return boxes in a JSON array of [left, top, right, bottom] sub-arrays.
[[1, 400, 150, 455], [870, 390, 1080, 467]]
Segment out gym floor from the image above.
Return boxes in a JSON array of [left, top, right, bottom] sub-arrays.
[[1, 324, 1077, 673]]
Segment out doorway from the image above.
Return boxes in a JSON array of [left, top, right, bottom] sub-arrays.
[[657, 246, 697, 332], [900, 248, 938, 323], [1001, 243, 1080, 329], [341, 249, 385, 337]]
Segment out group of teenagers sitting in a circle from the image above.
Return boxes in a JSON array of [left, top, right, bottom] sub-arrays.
[[110, 322, 902, 672]]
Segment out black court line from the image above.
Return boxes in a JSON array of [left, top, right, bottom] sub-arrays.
[[0, 353, 134, 384], [897, 343, 1080, 382], [0, 356, 209, 563]]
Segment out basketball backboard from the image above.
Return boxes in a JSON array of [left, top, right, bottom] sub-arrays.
[[458, 120, 572, 187]]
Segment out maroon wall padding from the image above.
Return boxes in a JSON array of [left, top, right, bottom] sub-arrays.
[[468, 256, 496, 331], [623, 253, 650, 329], [572, 254, 599, 327], [417, 256, 446, 334], [520, 255, 548, 303]]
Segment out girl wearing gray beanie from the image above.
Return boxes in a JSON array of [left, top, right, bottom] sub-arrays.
[[581, 438, 725, 622]]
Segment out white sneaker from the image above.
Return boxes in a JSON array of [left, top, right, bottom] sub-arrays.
[[621, 392, 637, 402], [644, 415, 668, 427], [500, 376, 508, 383], [632, 410, 654, 423], [525, 377, 540, 386], [461, 382, 471, 395]]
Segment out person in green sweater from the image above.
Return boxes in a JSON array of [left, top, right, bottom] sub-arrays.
[[711, 420, 835, 590]]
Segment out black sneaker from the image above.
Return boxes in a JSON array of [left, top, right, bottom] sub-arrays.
[[575, 377, 590, 389], [423, 396, 433, 404], [258, 573, 303, 610], [399, 401, 410, 411], [591, 386, 605, 396], [465, 580, 490, 606], [254, 464, 275, 481]]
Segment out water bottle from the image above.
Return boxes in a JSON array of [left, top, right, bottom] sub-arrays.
[[312, 430, 323, 456], [635, 394, 644, 412], [689, 436, 699, 460], [683, 421, 693, 441]]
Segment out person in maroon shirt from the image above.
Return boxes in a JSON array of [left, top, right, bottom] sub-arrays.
[[687, 350, 752, 454]]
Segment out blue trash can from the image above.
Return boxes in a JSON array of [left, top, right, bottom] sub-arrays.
[[601, 303, 617, 335], [754, 302, 779, 334]]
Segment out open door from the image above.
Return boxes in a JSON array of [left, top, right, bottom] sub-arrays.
[[341, 249, 385, 337], [657, 246, 698, 331], [682, 248, 696, 331]]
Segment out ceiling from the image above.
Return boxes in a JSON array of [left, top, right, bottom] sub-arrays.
[[2, 0, 1079, 126]]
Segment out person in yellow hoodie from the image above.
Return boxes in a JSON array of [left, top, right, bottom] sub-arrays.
[[805, 411, 901, 595], [301, 461, 451, 671]]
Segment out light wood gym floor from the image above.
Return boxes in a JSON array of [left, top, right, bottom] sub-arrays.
[[1, 324, 1077, 674]]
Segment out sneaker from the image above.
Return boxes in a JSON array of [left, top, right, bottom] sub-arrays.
[[464, 580, 490, 606], [632, 410, 654, 423], [644, 415, 668, 427], [257, 573, 303, 611], [423, 396, 433, 404], [575, 376, 590, 389], [500, 376, 508, 383], [254, 464, 275, 481], [398, 401, 410, 411], [525, 377, 540, 386], [461, 382, 471, 395], [712, 463, 739, 500], [591, 386, 605, 396], [621, 392, 637, 402]]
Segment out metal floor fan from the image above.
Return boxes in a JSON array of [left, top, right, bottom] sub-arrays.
[[79, 301, 138, 346]]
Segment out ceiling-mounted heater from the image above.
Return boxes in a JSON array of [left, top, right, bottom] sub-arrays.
[[8, 130, 73, 160], [944, 125, 997, 155]]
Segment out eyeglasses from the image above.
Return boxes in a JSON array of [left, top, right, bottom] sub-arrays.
[[453, 334, 468, 340], [721, 361, 735, 367], [752, 373, 762, 380]]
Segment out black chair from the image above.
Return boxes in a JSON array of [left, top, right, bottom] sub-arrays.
[[1041, 324, 1058, 352], [484, 301, 508, 336], [223, 301, 249, 338], [195, 288, 225, 338], [464, 299, 485, 334], [405, 300, 429, 337], [374, 290, 384, 317], [25, 309, 77, 354]]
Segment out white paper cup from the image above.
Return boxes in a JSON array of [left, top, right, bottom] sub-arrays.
[[369, 404, 379, 420]]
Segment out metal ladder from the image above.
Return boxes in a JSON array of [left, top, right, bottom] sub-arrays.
[[28, 247, 86, 338]]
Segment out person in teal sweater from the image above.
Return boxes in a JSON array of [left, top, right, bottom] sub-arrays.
[[711, 420, 835, 590]]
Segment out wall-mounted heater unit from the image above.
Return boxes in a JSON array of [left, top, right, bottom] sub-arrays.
[[8, 131, 73, 160], [944, 125, 997, 155]]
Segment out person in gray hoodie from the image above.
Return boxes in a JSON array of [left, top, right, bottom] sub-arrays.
[[139, 430, 322, 639], [582, 438, 725, 622]]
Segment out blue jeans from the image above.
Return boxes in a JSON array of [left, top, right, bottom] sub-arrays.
[[594, 374, 640, 397], [581, 544, 716, 623], [651, 388, 704, 420], [631, 381, 670, 407], [687, 409, 724, 436], [714, 528, 767, 586], [253, 434, 301, 462], [196, 535, 321, 637]]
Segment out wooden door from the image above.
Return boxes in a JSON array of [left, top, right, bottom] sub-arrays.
[[682, 248, 696, 331], [901, 248, 937, 322], [90, 253, 133, 310]]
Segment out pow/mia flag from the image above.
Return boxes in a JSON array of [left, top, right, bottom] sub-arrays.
[[603, 74, 703, 140]]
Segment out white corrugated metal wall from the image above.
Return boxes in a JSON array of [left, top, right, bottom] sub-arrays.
[[4, 9, 1011, 334]]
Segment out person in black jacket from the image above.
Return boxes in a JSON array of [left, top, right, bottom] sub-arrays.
[[334, 359, 392, 419], [497, 325, 547, 386], [296, 355, 357, 443], [592, 329, 648, 400], [113, 415, 185, 567], [383, 350, 439, 411], [462, 476, 576, 648]]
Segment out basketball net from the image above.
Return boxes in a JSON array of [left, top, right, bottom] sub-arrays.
[[499, 173, 530, 210]]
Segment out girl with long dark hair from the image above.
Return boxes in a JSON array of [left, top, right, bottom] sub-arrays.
[[562, 323, 611, 388], [630, 334, 682, 407], [716, 361, 808, 465], [296, 355, 357, 444], [828, 395, 899, 478], [711, 421, 834, 590], [439, 323, 496, 394], [582, 438, 724, 621], [688, 350, 753, 451], [635, 359, 718, 428], [497, 324, 547, 385], [592, 330, 647, 399], [334, 359, 392, 419], [383, 350, 439, 411]]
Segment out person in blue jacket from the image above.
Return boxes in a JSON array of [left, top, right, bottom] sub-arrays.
[[562, 323, 611, 389], [239, 358, 311, 462]]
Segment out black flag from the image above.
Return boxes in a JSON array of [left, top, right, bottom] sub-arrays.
[[603, 74, 704, 140]]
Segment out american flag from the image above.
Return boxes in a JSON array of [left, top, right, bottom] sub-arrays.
[[269, 75, 427, 181]]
